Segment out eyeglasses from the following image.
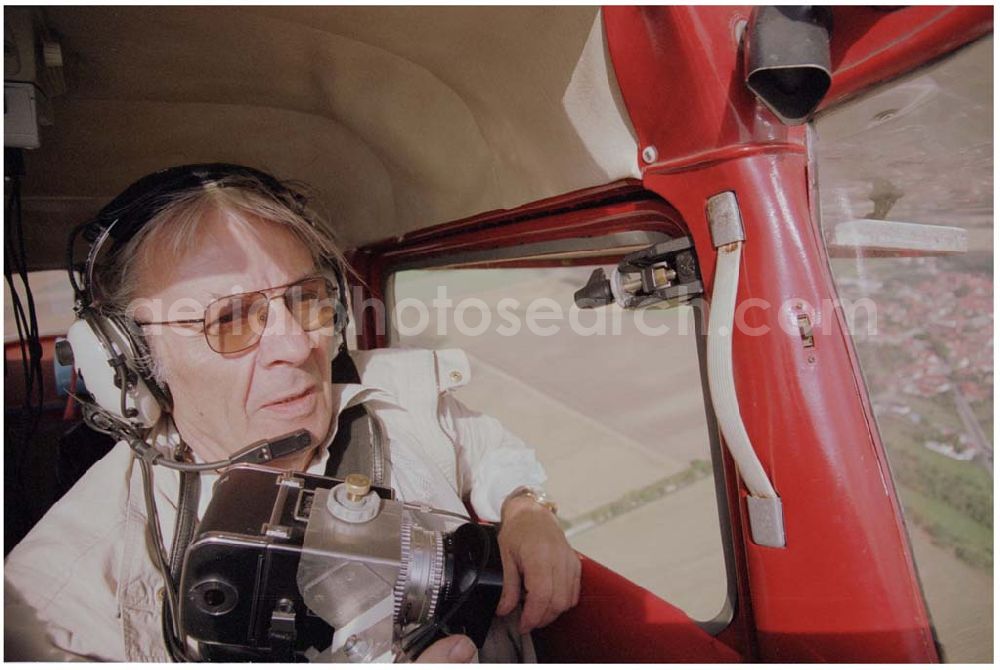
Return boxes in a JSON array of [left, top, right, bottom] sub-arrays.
[[136, 275, 342, 353]]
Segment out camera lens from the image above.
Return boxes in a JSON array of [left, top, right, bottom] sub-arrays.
[[192, 579, 238, 615], [203, 589, 225, 607]]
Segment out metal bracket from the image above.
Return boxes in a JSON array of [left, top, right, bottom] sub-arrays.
[[707, 191, 746, 247], [268, 599, 297, 660], [261, 474, 304, 539], [747, 495, 785, 548], [270, 599, 297, 637], [573, 236, 703, 310]]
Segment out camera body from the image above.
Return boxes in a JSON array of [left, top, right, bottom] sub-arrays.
[[179, 465, 502, 662]]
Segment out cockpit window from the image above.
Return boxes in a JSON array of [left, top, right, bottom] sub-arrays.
[[391, 262, 732, 627], [813, 36, 992, 663], [3, 270, 76, 342]]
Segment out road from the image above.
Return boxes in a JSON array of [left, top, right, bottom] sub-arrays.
[[952, 387, 993, 473]]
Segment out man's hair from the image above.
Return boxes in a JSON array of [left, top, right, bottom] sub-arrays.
[[94, 174, 348, 382]]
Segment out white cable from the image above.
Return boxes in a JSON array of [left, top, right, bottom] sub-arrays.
[[707, 242, 777, 499]]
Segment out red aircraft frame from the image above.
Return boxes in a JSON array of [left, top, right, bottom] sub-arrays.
[[351, 6, 992, 662]]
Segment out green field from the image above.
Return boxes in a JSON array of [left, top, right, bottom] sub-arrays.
[[879, 413, 993, 570]]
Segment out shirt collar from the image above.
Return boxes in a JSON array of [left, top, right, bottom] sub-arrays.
[[310, 380, 402, 468]]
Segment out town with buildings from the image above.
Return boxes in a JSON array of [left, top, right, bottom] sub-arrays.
[[838, 256, 993, 463]]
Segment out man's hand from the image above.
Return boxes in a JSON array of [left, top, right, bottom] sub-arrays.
[[495, 494, 581, 633], [414, 635, 477, 663]]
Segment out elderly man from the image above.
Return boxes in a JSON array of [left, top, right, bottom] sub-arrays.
[[4, 164, 580, 662]]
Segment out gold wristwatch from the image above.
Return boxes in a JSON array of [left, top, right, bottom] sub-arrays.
[[503, 486, 558, 516]]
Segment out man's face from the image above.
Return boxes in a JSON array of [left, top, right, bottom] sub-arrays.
[[134, 209, 336, 467]]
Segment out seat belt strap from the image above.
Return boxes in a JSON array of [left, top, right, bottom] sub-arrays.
[[326, 347, 390, 487]]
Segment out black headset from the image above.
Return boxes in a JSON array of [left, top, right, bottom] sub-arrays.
[[66, 163, 351, 431]]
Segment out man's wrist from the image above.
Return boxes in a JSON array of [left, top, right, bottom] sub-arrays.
[[501, 486, 558, 520]]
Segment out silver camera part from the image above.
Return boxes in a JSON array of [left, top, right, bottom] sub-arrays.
[[297, 487, 456, 660], [395, 517, 446, 627]]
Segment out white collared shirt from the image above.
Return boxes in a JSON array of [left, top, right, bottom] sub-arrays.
[[4, 347, 546, 661]]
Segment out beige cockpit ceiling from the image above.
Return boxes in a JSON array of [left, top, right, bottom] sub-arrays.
[[9, 6, 640, 269]]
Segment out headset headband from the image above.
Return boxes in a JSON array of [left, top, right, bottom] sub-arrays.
[[73, 163, 317, 306]]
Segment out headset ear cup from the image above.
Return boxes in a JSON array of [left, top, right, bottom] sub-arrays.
[[116, 314, 173, 408], [66, 315, 163, 428]]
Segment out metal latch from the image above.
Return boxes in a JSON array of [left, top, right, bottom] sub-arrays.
[[268, 598, 297, 659], [574, 237, 703, 310], [261, 474, 304, 540]]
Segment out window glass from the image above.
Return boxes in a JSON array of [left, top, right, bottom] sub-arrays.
[[814, 37, 992, 663], [391, 263, 729, 622], [3, 270, 76, 342]]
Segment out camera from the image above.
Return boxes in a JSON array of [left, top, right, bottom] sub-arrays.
[[178, 465, 503, 661]]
